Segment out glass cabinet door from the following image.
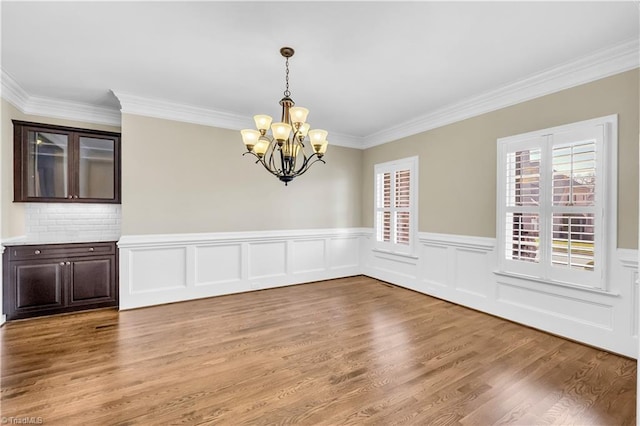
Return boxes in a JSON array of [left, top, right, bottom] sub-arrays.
[[26, 130, 69, 199], [15, 121, 121, 203], [78, 136, 116, 200]]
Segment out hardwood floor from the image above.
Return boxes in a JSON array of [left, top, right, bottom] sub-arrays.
[[1, 276, 635, 425]]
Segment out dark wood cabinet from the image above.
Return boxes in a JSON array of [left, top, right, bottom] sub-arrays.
[[13, 120, 121, 203], [3, 242, 118, 320]]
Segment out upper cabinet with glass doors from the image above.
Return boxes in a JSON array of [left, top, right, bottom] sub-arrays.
[[13, 121, 121, 203]]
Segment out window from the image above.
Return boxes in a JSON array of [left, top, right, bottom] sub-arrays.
[[374, 156, 418, 255], [497, 115, 616, 289]]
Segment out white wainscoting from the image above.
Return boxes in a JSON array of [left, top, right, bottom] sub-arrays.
[[118, 228, 363, 310], [362, 231, 639, 358], [119, 228, 638, 357]]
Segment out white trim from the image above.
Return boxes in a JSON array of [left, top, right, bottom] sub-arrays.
[[119, 228, 364, 310], [493, 270, 620, 297], [112, 90, 363, 149], [113, 90, 247, 131], [118, 228, 369, 248], [2, 70, 120, 127], [362, 38, 639, 149], [116, 227, 639, 356], [1, 70, 29, 109], [24, 96, 120, 127], [2, 38, 637, 149], [419, 232, 495, 252], [361, 229, 639, 358], [619, 249, 639, 269]]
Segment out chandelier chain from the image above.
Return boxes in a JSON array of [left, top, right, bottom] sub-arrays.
[[284, 57, 291, 97]]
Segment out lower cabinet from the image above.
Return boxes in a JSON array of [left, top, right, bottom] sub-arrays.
[[3, 242, 118, 320]]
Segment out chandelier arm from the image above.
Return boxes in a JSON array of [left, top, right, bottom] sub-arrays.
[[294, 157, 326, 177], [266, 139, 284, 176], [293, 149, 313, 174], [242, 150, 282, 178]]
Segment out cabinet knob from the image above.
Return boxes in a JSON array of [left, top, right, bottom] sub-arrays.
[[34, 250, 41, 255], [59, 262, 65, 266], [89, 247, 94, 252], [74, 195, 79, 199], [67, 195, 73, 199], [65, 262, 71, 265]]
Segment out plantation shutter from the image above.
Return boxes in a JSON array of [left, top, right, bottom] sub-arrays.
[[374, 157, 417, 254], [499, 120, 606, 288], [504, 146, 542, 265], [395, 169, 411, 245]]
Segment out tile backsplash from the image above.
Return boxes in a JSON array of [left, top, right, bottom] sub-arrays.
[[25, 203, 121, 243]]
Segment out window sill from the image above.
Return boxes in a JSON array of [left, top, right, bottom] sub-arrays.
[[493, 270, 619, 297]]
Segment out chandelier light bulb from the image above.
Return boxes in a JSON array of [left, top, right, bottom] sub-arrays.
[[289, 107, 309, 125], [253, 115, 273, 133], [297, 123, 310, 139], [318, 141, 329, 156], [271, 122, 292, 142], [240, 129, 260, 151], [308, 129, 328, 147], [254, 140, 269, 157]]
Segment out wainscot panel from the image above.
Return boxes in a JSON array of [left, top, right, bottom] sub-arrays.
[[118, 229, 365, 310], [361, 230, 638, 358]]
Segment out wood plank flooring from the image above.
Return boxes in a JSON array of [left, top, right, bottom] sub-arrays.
[[1, 276, 635, 425]]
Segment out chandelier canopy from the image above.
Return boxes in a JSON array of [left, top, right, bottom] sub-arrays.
[[240, 47, 328, 185]]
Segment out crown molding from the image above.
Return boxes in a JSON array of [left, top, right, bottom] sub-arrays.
[[23, 96, 121, 127], [323, 131, 363, 149], [3, 36, 638, 149], [112, 90, 248, 131], [111, 90, 363, 149], [1, 69, 121, 127], [362, 37, 640, 149], [1, 70, 30, 110]]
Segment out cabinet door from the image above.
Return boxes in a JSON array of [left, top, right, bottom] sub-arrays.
[[8, 260, 65, 318], [13, 121, 121, 203], [18, 128, 71, 201], [76, 134, 120, 202], [68, 257, 115, 305]]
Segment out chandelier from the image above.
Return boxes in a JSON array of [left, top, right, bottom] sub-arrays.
[[240, 47, 328, 185]]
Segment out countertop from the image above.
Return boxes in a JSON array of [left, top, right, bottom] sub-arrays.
[[1, 236, 120, 247]]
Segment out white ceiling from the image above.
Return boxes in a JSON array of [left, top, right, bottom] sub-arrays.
[[2, 1, 639, 147]]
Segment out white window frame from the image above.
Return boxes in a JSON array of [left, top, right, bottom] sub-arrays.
[[373, 156, 419, 257], [496, 115, 617, 290]]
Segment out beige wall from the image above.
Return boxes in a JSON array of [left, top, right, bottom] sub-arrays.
[[2, 69, 637, 246], [121, 114, 362, 235], [362, 69, 639, 249], [0, 99, 121, 239]]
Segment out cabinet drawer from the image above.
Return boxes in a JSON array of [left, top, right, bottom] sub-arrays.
[[7, 242, 116, 261]]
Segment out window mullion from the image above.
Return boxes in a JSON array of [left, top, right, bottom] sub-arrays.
[[539, 135, 552, 280], [390, 171, 397, 245]]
